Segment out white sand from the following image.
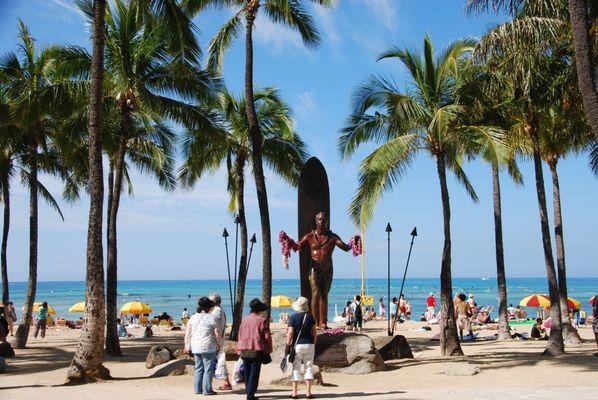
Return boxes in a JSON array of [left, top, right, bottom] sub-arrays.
[[2, 320, 597, 400]]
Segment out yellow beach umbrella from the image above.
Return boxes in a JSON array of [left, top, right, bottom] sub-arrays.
[[119, 301, 152, 315], [565, 297, 581, 310], [270, 295, 292, 308], [69, 302, 86, 312], [22, 302, 56, 315], [519, 294, 551, 308]]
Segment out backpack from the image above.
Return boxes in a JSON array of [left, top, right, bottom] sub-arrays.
[[354, 302, 362, 319]]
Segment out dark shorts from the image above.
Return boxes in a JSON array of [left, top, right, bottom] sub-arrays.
[[309, 260, 333, 297], [352, 316, 363, 328]]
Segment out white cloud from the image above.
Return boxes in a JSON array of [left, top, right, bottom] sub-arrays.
[[363, 0, 398, 29], [48, 0, 85, 18], [295, 91, 317, 117], [253, 15, 304, 53], [314, 3, 340, 45]]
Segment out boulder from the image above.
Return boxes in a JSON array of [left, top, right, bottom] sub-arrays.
[[173, 348, 193, 360], [0, 341, 15, 358], [443, 362, 481, 376], [145, 345, 175, 369], [224, 340, 239, 361], [373, 335, 413, 361], [314, 332, 384, 373], [149, 358, 194, 377], [0, 356, 5, 373]]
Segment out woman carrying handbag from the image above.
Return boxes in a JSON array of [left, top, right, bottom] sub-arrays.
[[285, 297, 317, 399]]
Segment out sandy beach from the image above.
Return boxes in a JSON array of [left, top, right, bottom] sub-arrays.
[[2, 319, 597, 400]]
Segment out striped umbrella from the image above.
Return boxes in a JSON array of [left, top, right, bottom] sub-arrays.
[[519, 294, 551, 308], [590, 296, 596, 306]]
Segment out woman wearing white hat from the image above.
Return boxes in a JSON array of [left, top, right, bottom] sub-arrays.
[[286, 296, 317, 399]]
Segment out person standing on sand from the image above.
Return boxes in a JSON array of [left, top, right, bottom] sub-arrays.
[[426, 293, 436, 320], [209, 293, 233, 391], [33, 301, 48, 339], [237, 298, 272, 400], [455, 293, 473, 341], [286, 297, 317, 399], [378, 297, 386, 320], [389, 297, 398, 320], [592, 295, 598, 352], [185, 297, 220, 396], [0, 306, 8, 342], [352, 295, 363, 332], [6, 302, 17, 336]]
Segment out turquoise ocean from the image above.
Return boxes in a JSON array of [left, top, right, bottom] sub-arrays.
[[6, 277, 597, 321]]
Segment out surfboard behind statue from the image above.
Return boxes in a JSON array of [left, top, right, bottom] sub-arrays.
[[298, 157, 330, 302]]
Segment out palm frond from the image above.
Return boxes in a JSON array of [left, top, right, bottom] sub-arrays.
[[349, 134, 419, 225], [206, 12, 243, 73], [263, 0, 321, 47]]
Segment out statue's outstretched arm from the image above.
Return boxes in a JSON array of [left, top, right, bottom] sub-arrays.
[[297, 233, 312, 250], [334, 234, 352, 252]]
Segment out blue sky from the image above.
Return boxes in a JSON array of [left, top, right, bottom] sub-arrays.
[[1, 0, 597, 283]]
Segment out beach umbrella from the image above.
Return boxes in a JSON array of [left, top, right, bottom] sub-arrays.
[[566, 297, 582, 310], [270, 295, 293, 308], [590, 296, 596, 306], [68, 302, 86, 312], [22, 302, 56, 315], [119, 301, 152, 315], [519, 294, 551, 308]]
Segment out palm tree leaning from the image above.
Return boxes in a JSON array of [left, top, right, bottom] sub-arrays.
[[62, 0, 218, 356], [180, 87, 307, 340], [458, 63, 523, 340], [537, 96, 590, 344], [186, 0, 332, 309], [68, 0, 111, 381], [339, 35, 507, 356], [0, 21, 68, 349]]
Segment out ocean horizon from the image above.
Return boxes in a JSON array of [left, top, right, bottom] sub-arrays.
[[6, 277, 597, 321]]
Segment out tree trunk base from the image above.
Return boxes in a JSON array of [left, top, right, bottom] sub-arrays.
[[14, 325, 31, 349], [105, 336, 123, 357], [67, 362, 111, 383], [542, 343, 565, 356], [563, 323, 582, 345], [497, 331, 512, 341]]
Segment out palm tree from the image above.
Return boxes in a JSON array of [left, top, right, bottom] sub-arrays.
[[474, 21, 568, 353], [465, 1, 598, 142], [566, 0, 598, 138], [67, 0, 111, 381], [0, 20, 68, 349], [458, 64, 523, 340], [60, 0, 217, 356], [536, 90, 590, 344], [180, 87, 307, 340], [185, 0, 331, 308], [338, 35, 507, 356]]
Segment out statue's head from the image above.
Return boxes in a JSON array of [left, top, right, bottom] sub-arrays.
[[315, 211, 328, 228]]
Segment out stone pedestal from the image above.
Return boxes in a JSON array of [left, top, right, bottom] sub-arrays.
[[373, 335, 414, 361]]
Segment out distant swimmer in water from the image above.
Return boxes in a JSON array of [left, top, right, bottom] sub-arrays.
[[188, 294, 191, 298]]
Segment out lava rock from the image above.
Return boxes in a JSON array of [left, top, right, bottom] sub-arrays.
[[373, 335, 414, 361], [146, 345, 175, 369]]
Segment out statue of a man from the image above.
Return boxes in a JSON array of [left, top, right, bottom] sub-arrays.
[[298, 211, 359, 328]]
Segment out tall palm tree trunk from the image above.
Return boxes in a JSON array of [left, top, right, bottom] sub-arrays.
[[245, 3, 272, 313], [68, 0, 110, 381], [106, 139, 127, 356], [548, 159, 582, 344], [529, 126, 564, 356], [1, 183, 10, 305], [15, 146, 38, 349], [435, 155, 463, 356], [568, 0, 598, 139], [492, 164, 510, 340], [231, 157, 248, 341]]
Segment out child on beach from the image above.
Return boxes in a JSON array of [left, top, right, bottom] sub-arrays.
[[378, 298, 386, 320], [34, 301, 48, 339]]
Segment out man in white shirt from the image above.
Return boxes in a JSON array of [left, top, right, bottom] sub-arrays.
[[209, 293, 232, 391]]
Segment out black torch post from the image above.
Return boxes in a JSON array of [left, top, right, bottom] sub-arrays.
[[222, 228, 234, 316], [391, 227, 418, 335], [386, 223, 392, 336], [247, 233, 257, 273]]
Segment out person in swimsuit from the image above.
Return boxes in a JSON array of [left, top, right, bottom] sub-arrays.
[[455, 293, 473, 341], [298, 212, 359, 328]]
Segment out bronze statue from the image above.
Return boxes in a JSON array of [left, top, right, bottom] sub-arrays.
[[297, 211, 360, 328]]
